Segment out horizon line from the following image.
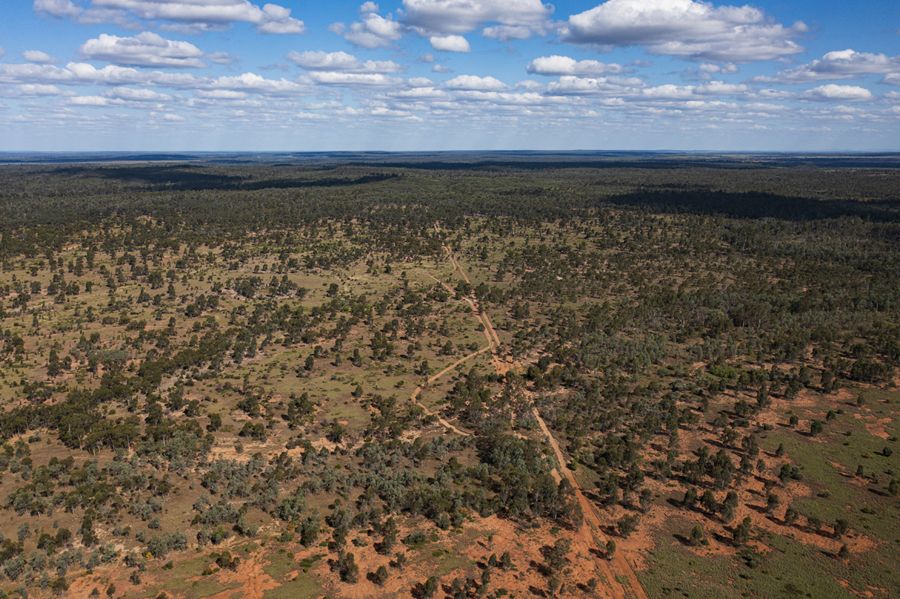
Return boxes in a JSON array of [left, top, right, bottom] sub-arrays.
[[2, 149, 900, 156]]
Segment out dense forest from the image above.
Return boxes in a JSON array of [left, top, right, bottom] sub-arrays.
[[0, 159, 896, 598]]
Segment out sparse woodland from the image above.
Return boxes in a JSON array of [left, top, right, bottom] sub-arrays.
[[0, 160, 896, 598]]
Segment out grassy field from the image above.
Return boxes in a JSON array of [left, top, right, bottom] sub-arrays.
[[640, 385, 899, 599]]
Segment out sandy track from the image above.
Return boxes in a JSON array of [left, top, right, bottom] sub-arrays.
[[533, 407, 649, 599], [409, 347, 490, 438], [427, 345, 492, 386], [435, 224, 649, 599]]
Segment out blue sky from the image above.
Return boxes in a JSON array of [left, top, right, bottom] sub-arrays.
[[0, 0, 898, 151]]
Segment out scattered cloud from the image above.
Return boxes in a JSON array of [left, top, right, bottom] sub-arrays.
[[563, 0, 805, 62], [699, 63, 737, 74], [429, 35, 471, 53], [106, 86, 171, 101], [7, 0, 898, 149], [210, 72, 304, 95], [208, 52, 235, 65], [389, 83, 448, 100], [805, 84, 873, 101], [17, 83, 64, 96], [285, 49, 403, 88], [402, 0, 553, 38], [34, 0, 304, 34], [0, 59, 313, 99], [332, 4, 402, 49], [448, 89, 558, 106], [547, 75, 623, 96], [483, 25, 536, 41], [445, 75, 507, 91], [34, 0, 82, 19], [287, 51, 400, 73], [697, 81, 747, 95], [546, 75, 642, 96], [1, 61, 151, 86], [765, 49, 900, 83], [527, 55, 623, 76], [23, 50, 55, 64], [308, 72, 399, 86], [196, 89, 247, 100], [642, 81, 747, 99], [70, 95, 112, 106], [81, 32, 205, 68]]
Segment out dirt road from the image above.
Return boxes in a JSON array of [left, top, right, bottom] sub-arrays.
[[409, 346, 492, 437], [532, 407, 649, 599], [436, 226, 649, 599]]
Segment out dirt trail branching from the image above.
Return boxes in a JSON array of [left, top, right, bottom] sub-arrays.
[[409, 346, 490, 437]]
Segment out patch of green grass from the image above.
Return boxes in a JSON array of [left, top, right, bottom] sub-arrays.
[[297, 553, 324, 570], [265, 548, 297, 580], [262, 571, 324, 599], [640, 519, 854, 598], [644, 387, 899, 599], [429, 547, 470, 578], [760, 398, 899, 541], [142, 553, 240, 599], [573, 462, 601, 490]]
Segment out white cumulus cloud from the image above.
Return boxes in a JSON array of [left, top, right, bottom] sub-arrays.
[[23, 50, 55, 64], [642, 81, 746, 99], [17, 83, 64, 96], [445, 74, 507, 90], [106, 86, 172, 101], [287, 51, 400, 73], [563, 0, 805, 62], [767, 49, 900, 83], [81, 32, 205, 68], [210, 72, 304, 95], [429, 35, 470, 52], [805, 84, 872, 101], [527, 55, 622, 76], [35, 0, 304, 34], [34, 0, 82, 18], [699, 63, 737, 74], [402, 0, 553, 37], [308, 72, 399, 86], [332, 5, 402, 49], [546, 75, 642, 96], [70, 95, 112, 106]]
